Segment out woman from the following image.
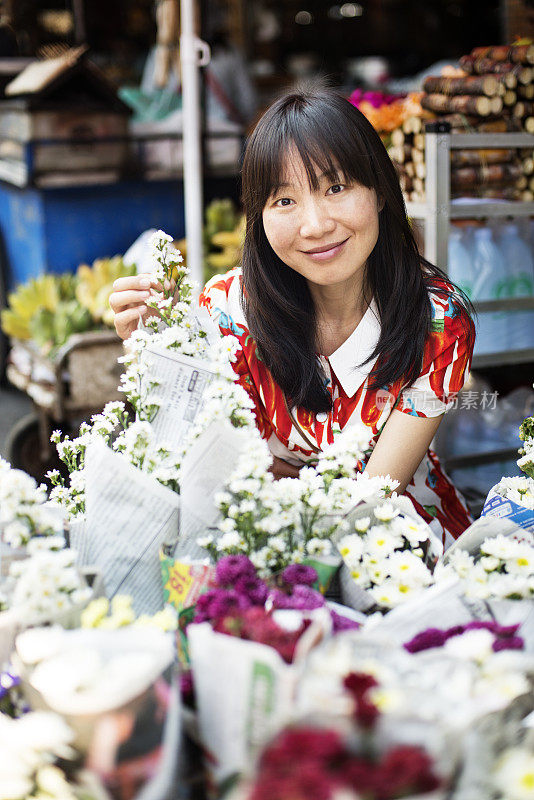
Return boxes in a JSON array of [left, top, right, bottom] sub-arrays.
[[110, 87, 475, 548]]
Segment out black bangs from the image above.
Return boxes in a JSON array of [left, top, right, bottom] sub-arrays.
[[242, 91, 380, 221]]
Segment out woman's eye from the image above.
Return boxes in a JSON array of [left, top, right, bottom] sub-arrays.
[[274, 197, 293, 207], [328, 183, 345, 195]]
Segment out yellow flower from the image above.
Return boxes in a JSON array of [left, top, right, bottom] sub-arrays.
[[80, 597, 109, 628]]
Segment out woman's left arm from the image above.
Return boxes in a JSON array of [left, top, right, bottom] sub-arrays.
[[363, 409, 444, 494]]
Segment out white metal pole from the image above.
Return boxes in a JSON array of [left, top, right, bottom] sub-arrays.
[[179, 0, 210, 292]]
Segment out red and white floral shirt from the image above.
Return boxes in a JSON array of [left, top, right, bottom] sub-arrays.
[[199, 267, 475, 548]]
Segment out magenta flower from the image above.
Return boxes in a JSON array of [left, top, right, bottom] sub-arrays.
[[404, 628, 448, 653], [271, 585, 325, 610], [492, 636, 524, 652], [215, 555, 256, 587], [234, 575, 269, 605], [330, 609, 360, 633], [194, 588, 251, 622], [281, 564, 318, 587]]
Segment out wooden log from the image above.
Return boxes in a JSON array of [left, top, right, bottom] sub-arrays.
[[405, 162, 415, 178], [422, 74, 502, 97], [413, 133, 425, 150], [412, 147, 425, 164], [519, 84, 534, 100], [503, 90, 517, 106], [478, 117, 522, 132], [471, 44, 534, 64], [451, 148, 514, 167], [410, 191, 426, 202], [413, 178, 425, 194], [522, 157, 534, 175], [402, 116, 423, 135], [458, 56, 528, 86], [516, 175, 528, 190], [525, 117, 534, 133], [513, 100, 534, 118], [421, 93, 493, 116], [528, 176, 534, 193], [451, 163, 523, 188], [452, 186, 520, 200], [435, 113, 479, 129], [490, 95, 503, 114], [522, 190, 534, 201], [390, 128, 406, 147], [388, 144, 413, 163], [414, 162, 426, 179]]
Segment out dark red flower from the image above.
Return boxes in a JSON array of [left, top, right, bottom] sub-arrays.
[[374, 746, 441, 799], [260, 728, 346, 768], [343, 672, 378, 697]]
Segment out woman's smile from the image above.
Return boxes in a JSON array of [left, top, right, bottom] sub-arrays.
[[301, 237, 350, 260]]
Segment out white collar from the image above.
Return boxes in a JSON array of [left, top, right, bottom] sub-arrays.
[[326, 299, 381, 397]]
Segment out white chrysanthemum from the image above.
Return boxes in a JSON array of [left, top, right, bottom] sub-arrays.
[[338, 533, 364, 564], [481, 534, 523, 561], [369, 579, 406, 608], [443, 628, 495, 663], [385, 550, 432, 587], [446, 548, 475, 578], [373, 502, 400, 523], [492, 747, 534, 800], [391, 515, 429, 545], [354, 516, 370, 533], [307, 537, 332, 556], [218, 531, 241, 550], [365, 526, 402, 558]]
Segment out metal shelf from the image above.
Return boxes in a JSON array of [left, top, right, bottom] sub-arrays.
[[444, 447, 519, 471], [407, 200, 534, 220], [472, 348, 534, 368], [450, 132, 534, 149], [474, 297, 534, 312], [405, 128, 534, 372]]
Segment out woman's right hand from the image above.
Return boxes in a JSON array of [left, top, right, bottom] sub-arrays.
[[109, 273, 159, 340]]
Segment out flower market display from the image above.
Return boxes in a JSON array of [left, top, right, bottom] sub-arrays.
[[1, 256, 135, 354], [0, 229, 533, 799]]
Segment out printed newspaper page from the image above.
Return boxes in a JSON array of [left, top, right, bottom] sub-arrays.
[[178, 420, 253, 556], [82, 441, 180, 614], [140, 343, 218, 454]]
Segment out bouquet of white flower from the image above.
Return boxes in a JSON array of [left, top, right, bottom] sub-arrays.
[[437, 533, 534, 601], [49, 230, 256, 520], [6, 546, 93, 626], [337, 496, 441, 612], [482, 410, 534, 534], [198, 426, 397, 578], [0, 710, 85, 800], [518, 412, 534, 479], [0, 457, 63, 549]]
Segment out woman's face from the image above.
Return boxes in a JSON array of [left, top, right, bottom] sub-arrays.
[[262, 150, 381, 292]]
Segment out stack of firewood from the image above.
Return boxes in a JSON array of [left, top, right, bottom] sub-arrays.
[[388, 43, 534, 203]]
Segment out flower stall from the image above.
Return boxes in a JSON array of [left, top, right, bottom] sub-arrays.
[[0, 231, 533, 800]]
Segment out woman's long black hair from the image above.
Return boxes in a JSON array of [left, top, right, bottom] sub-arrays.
[[240, 86, 475, 413]]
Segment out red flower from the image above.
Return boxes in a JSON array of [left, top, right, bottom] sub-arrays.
[[374, 746, 441, 799], [343, 672, 380, 729], [260, 728, 346, 770], [343, 672, 378, 696]]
